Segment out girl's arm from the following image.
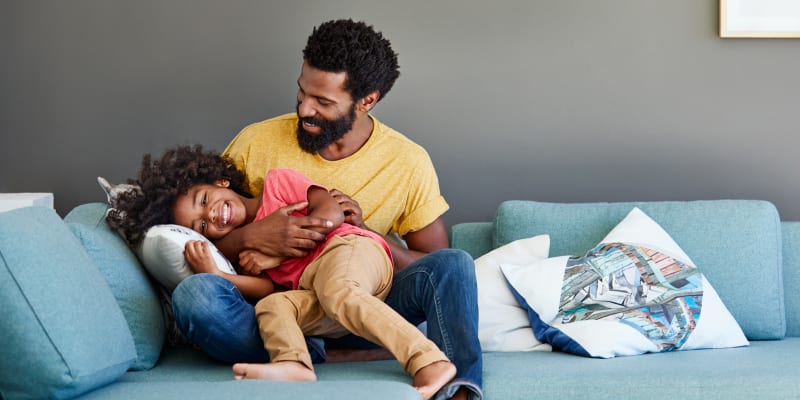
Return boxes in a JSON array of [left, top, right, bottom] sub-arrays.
[[184, 240, 276, 301], [305, 186, 344, 235], [238, 249, 283, 276]]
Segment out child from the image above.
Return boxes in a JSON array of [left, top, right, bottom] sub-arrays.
[[108, 145, 456, 400]]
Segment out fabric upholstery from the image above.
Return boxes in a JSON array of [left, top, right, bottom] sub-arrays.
[[501, 207, 748, 357], [782, 221, 800, 337], [65, 203, 165, 370], [493, 200, 784, 340], [0, 207, 135, 399]]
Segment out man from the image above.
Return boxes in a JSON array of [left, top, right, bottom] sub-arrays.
[[171, 19, 482, 400]]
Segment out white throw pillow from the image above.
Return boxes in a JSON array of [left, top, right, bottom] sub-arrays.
[[500, 207, 749, 358], [137, 225, 236, 291], [475, 234, 552, 352]]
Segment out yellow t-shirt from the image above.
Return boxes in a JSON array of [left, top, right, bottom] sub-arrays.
[[223, 113, 449, 237]]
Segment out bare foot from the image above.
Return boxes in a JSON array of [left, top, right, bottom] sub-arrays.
[[412, 360, 457, 400], [232, 361, 317, 381]]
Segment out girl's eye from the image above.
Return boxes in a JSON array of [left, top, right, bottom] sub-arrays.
[[200, 220, 206, 234], [202, 193, 208, 206]]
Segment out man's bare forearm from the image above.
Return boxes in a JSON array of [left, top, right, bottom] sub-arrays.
[[386, 239, 427, 270], [213, 224, 252, 263]]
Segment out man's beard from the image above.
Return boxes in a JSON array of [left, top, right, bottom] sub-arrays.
[[296, 103, 357, 154]]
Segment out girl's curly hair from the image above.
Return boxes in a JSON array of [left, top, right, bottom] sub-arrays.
[[106, 145, 248, 246], [303, 19, 400, 102]]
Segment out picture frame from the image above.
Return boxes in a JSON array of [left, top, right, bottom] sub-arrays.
[[720, 0, 800, 38]]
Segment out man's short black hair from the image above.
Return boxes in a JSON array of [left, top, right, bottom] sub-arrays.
[[303, 19, 400, 102]]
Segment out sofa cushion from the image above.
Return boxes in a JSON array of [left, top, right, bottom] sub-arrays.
[[493, 200, 785, 340], [474, 235, 551, 351], [450, 222, 495, 259], [0, 207, 136, 399], [782, 221, 800, 337], [501, 207, 748, 357], [65, 203, 165, 370], [479, 339, 800, 400]]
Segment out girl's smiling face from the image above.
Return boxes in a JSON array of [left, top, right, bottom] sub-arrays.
[[171, 180, 247, 240]]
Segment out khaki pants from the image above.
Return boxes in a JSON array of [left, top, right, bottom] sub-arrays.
[[254, 235, 448, 376]]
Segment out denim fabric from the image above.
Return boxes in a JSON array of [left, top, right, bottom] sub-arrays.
[[171, 248, 482, 397], [171, 274, 326, 364], [383, 249, 483, 394]]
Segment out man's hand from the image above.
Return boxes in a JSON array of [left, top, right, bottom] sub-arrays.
[[184, 240, 220, 274], [327, 189, 449, 269], [329, 189, 365, 229], [238, 250, 283, 276], [241, 201, 332, 258]]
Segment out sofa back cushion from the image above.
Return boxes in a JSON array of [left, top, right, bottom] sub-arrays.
[[493, 200, 785, 340], [65, 203, 166, 370], [0, 207, 136, 399], [782, 221, 800, 337]]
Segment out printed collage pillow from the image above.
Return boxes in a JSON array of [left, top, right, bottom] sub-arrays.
[[499, 207, 749, 358]]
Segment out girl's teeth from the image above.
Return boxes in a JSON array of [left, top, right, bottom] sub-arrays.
[[222, 202, 230, 225]]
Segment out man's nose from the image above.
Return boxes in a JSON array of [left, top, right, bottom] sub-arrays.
[[297, 100, 315, 118]]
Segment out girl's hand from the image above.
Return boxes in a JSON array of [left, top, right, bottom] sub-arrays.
[[184, 240, 219, 274], [238, 250, 283, 276]]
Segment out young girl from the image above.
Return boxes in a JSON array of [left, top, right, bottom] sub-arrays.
[[108, 145, 455, 400]]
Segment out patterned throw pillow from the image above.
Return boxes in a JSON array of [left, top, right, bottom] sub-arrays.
[[500, 207, 749, 358]]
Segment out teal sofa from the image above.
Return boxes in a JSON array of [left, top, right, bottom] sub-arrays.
[[1, 199, 798, 399]]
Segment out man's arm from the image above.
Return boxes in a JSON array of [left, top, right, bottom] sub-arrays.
[[213, 201, 331, 264], [389, 217, 449, 269], [330, 189, 448, 269]]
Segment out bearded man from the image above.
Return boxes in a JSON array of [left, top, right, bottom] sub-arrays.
[[171, 19, 482, 400]]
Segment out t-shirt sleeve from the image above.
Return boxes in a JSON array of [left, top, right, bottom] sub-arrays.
[[395, 153, 450, 236]]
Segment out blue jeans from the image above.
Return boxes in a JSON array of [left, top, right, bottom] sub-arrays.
[[172, 249, 483, 398]]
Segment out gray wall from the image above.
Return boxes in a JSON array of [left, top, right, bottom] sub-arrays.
[[2, 0, 799, 227]]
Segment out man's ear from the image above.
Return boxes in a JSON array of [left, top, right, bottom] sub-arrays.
[[357, 90, 380, 112], [215, 179, 230, 188]]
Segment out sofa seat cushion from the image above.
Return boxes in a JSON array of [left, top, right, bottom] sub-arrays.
[[480, 338, 800, 400], [77, 347, 420, 400], [493, 200, 784, 340], [65, 203, 165, 370], [78, 339, 800, 400], [76, 380, 421, 400], [0, 207, 136, 400]]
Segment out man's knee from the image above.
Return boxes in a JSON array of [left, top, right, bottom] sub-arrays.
[[430, 249, 476, 281]]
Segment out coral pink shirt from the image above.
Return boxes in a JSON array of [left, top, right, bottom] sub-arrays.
[[254, 169, 392, 289]]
